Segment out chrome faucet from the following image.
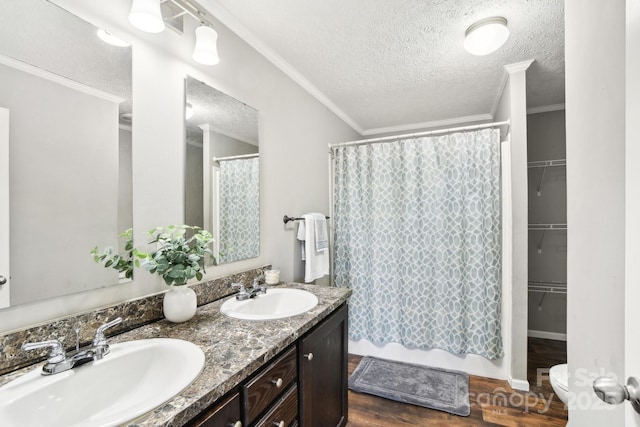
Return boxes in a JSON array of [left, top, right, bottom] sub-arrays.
[[231, 277, 266, 300], [250, 276, 267, 297], [92, 317, 122, 360], [22, 317, 122, 375]]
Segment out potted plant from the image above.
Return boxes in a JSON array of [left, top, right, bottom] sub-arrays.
[[91, 228, 136, 279], [136, 225, 216, 322]]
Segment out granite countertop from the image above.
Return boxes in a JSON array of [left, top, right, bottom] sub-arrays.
[[0, 283, 351, 427]]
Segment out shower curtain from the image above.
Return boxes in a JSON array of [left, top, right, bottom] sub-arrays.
[[218, 157, 259, 263], [332, 128, 503, 359]]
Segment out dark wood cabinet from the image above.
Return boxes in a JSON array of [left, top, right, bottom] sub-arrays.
[[253, 384, 298, 427], [298, 304, 348, 427], [243, 346, 297, 424], [189, 391, 242, 427], [187, 303, 348, 427]]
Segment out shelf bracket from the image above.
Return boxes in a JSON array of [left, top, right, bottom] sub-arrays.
[[537, 293, 547, 311], [536, 166, 547, 197], [537, 230, 546, 254]]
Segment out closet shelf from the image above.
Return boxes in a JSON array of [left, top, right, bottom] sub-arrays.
[[527, 159, 566, 168], [528, 280, 567, 294], [528, 159, 566, 196], [528, 223, 567, 230]]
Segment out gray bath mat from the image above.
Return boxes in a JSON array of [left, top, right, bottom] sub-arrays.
[[349, 356, 470, 417]]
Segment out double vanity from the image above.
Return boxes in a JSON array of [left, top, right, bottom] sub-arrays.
[[0, 283, 351, 427]]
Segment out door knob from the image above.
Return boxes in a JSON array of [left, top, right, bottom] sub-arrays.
[[0, 275, 6, 285], [593, 376, 640, 413]]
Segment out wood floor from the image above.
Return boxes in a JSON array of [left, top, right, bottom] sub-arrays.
[[346, 338, 568, 426]]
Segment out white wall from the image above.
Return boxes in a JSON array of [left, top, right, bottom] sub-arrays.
[[0, 0, 358, 332], [503, 62, 530, 390], [566, 0, 626, 425], [626, 0, 640, 425]]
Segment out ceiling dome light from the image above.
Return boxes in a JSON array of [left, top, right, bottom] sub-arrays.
[[464, 17, 509, 56], [97, 29, 130, 47], [128, 0, 165, 34], [193, 25, 219, 65]]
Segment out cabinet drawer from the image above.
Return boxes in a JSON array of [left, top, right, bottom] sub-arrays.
[[189, 391, 241, 427], [253, 384, 298, 427], [243, 346, 297, 423]]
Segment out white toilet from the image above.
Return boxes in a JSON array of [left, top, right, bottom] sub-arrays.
[[549, 364, 569, 404]]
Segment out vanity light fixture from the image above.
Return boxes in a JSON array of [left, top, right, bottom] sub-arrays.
[[127, 0, 221, 65], [193, 25, 219, 65], [128, 0, 165, 33], [463, 16, 509, 56], [97, 29, 131, 47], [185, 102, 194, 119]]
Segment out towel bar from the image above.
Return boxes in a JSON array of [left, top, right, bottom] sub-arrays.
[[283, 215, 330, 224]]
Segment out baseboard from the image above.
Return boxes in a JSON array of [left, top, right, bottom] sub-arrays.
[[509, 377, 530, 392], [528, 329, 567, 341]]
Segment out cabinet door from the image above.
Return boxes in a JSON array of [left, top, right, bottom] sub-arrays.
[[298, 304, 348, 427], [189, 391, 242, 427]]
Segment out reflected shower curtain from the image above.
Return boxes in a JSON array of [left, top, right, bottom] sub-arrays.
[[218, 157, 259, 263], [333, 129, 503, 359]]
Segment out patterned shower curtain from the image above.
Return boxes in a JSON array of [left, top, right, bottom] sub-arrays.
[[333, 129, 503, 359], [218, 157, 259, 263]]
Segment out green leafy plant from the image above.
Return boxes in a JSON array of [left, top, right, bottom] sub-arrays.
[[91, 228, 137, 279], [137, 225, 216, 286]]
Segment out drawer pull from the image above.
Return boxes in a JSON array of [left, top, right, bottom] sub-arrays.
[[230, 422, 242, 427], [303, 352, 314, 361], [272, 421, 285, 427], [272, 377, 283, 388]]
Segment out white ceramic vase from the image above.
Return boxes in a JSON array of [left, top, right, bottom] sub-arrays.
[[163, 286, 197, 323]]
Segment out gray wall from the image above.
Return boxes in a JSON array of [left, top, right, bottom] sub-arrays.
[[0, 63, 120, 305], [527, 110, 567, 336], [118, 127, 133, 238], [185, 143, 204, 229]]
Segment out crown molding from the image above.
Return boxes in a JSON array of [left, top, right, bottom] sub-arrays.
[[0, 54, 125, 104], [504, 59, 534, 74], [489, 68, 510, 119], [198, 123, 257, 146], [361, 114, 494, 136], [201, 0, 364, 134]]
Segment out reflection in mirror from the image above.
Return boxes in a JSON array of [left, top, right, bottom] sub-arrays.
[[184, 76, 259, 265], [0, 0, 133, 308]]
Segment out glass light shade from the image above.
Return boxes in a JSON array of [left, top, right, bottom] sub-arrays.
[[464, 17, 509, 56], [128, 0, 165, 34], [193, 26, 220, 65], [185, 103, 194, 120], [97, 29, 130, 47]]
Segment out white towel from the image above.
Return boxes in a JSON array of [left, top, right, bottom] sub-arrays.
[[297, 213, 330, 283], [314, 214, 328, 252]]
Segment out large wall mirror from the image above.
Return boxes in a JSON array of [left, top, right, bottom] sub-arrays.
[[0, 0, 133, 308], [184, 76, 259, 265]]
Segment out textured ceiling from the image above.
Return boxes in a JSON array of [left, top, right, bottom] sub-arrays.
[[186, 76, 259, 146], [205, 0, 564, 133]]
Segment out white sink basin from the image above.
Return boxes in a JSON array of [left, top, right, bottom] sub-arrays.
[[0, 338, 204, 427], [220, 288, 319, 320]]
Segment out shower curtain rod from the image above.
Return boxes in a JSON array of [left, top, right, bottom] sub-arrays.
[[212, 153, 259, 162], [329, 119, 510, 149]]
